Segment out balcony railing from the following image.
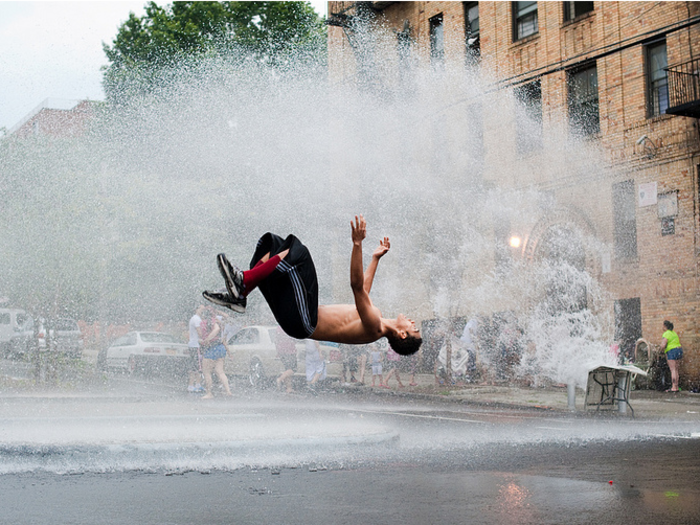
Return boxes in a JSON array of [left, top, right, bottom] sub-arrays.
[[666, 58, 700, 118]]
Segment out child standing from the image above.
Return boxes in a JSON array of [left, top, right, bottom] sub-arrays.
[[369, 344, 383, 387]]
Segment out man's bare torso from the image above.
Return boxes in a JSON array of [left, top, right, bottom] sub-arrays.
[[311, 304, 384, 344]]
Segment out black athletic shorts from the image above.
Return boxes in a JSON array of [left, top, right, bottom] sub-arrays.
[[250, 233, 318, 340]]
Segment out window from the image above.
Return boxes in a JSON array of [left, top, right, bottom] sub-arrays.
[[230, 328, 259, 345], [646, 40, 669, 117], [140, 333, 178, 344], [613, 180, 638, 260], [397, 20, 413, 81], [513, 2, 538, 41], [430, 14, 445, 65], [54, 319, 78, 331], [568, 63, 599, 136], [464, 2, 480, 56], [113, 334, 137, 347], [563, 1, 594, 22], [514, 80, 543, 155]]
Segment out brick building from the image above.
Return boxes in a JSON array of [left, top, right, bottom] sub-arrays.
[[6, 98, 98, 140], [327, 2, 700, 385]]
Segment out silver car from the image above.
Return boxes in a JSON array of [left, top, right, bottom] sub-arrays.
[[36, 318, 84, 359], [103, 331, 189, 374], [225, 325, 342, 388], [0, 308, 35, 358]]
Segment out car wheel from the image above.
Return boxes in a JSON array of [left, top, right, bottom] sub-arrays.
[[248, 359, 266, 389]]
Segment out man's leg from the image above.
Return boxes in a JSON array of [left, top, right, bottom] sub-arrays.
[[218, 249, 289, 298], [241, 249, 289, 295]]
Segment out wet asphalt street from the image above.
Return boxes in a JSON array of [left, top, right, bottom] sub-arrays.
[[1, 371, 700, 524], [1, 434, 699, 524]]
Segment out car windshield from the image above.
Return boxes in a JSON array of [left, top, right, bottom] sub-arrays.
[[230, 329, 259, 345], [140, 332, 179, 344], [17, 314, 34, 330], [54, 319, 78, 331]]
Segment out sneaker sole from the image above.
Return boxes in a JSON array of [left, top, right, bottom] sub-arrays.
[[217, 253, 242, 300], [202, 291, 246, 314]]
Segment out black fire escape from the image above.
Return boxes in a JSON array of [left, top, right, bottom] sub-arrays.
[[665, 58, 700, 118], [326, 2, 395, 92]]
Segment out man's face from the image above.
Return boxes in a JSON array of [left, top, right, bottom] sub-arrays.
[[398, 314, 420, 339]]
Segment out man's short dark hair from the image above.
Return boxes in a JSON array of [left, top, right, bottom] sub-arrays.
[[387, 334, 422, 356], [664, 320, 674, 331]]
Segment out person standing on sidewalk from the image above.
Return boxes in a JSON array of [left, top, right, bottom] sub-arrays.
[[200, 308, 233, 399], [660, 320, 683, 392], [305, 339, 326, 389], [187, 304, 205, 393], [369, 343, 384, 387], [383, 346, 404, 388], [340, 343, 365, 384]]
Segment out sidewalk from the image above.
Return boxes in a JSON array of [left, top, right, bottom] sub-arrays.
[[3, 367, 700, 421], [350, 373, 700, 421]]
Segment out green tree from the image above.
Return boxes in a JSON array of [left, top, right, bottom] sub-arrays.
[[102, 1, 326, 100]]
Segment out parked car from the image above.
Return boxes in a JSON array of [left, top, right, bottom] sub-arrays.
[[35, 318, 84, 359], [0, 308, 35, 358], [225, 325, 342, 388], [101, 331, 190, 374]]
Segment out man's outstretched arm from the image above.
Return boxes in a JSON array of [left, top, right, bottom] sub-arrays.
[[364, 237, 390, 294], [350, 215, 382, 336]]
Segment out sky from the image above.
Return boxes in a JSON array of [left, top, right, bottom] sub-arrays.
[[0, 1, 328, 132]]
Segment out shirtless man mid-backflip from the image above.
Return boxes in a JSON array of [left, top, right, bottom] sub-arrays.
[[203, 215, 422, 355]]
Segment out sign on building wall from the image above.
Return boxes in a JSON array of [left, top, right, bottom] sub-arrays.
[[658, 191, 678, 218], [638, 182, 657, 207]]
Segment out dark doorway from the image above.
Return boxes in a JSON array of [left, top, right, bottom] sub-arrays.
[[614, 297, 642, 361]]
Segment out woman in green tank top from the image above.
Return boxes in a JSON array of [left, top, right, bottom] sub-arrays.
[[661, 320, 683, 392]]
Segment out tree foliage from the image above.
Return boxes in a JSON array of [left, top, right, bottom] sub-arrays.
[[102, 1, 326, 100]]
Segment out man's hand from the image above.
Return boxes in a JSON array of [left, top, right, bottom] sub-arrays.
[[372, 237, 390, 259], [351, 215, 367, 246]]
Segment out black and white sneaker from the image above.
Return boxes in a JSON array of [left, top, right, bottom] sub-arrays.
[[202, 289, 247, 314], [217, 253, 245, 300]]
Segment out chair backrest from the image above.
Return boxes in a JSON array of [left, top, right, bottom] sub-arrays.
[[634, 338, 656, 370]]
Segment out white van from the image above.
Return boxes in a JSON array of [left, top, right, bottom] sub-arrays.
[[0, 308, 35, 358]]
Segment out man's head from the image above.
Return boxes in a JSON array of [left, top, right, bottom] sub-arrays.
[[664, 320, 674, 331], [202, 306, 217, 320], [387, 314, 422, 356]]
